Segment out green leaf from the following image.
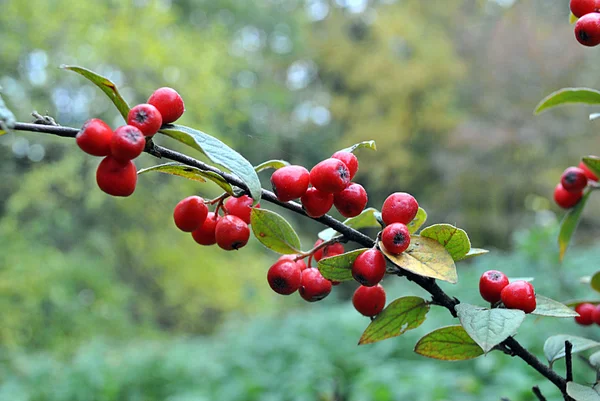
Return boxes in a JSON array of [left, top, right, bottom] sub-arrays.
[[455, 303, 525, 353], [380, 235, 458, 283], [508, 277, 534, 283], [414, 325, 484, 361], [591, 272, 600, 293], [420, 224, 471, 261], [250, 209, 301, 254], [535, 88, 600, 115], [407, 207, 427, 234], [544, 335, 600, 364], [455, 248, 489, 261], [583, 156, 600, 178], [318, 249, 368, 282], [254, 159, 290, 173], [0, 90, 16, 135], [359, 296, 430, 345], [161, 124, 262, 204], [339, 140, 377, 153], [559, 190, 593, 261], [589, 350, 600, 368], [318, 207, 380, 241], [532, 295, 579, 318], [137, 162, 234, 194], [567, 382, 600, 401], [570, 12, 579, 24], [62, 65, 130, 120]]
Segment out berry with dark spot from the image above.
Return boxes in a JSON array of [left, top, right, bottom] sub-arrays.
[[575, 13, 600, 47], [110, 125, 145, 161], [191, 212, 219, 245], [301, 187, 334, 218], [381, 192, 419, 225], [267, 258, 302, 295], [381, 223, 411, 255], [561, 166, 588, 192], [352, 284, 386, 317], [332, 151, 359, 180], [479, 270, 509, 304], [299, 268, 332, 302], [554, 183, 583, 209], [173, 196, 209, 232], [225, 195, 259, 224], [127, 103, 163, 137], [352, 248, 386, 287], [76, 119, 114, 156], [270, 165, 310, 202], [500, 281, 536, 314], [215, 215, 250, 250], [96, 156, 137, 197], [333, 182, 368, 218], [309, 158, 351, 194], [148, 87, 185, 124]]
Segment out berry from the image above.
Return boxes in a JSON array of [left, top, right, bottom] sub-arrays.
[[352, 249, 386, 287], [309, 158, 351, 194], [570, 0, 600, 18], [173, 196, 209, 232], [322, 242, 345, 260], [381, 192, 419, 225], [575, 303, 596, 325], [479, 270, 509, 304], [110, 125, 145, 161], [270, 165, 310, 202], [191, 212, 219, 245], [278, 254, 308, 271], [333, 183, 368, 218], [381, 223, 411, 255], [352, 284, 386, 317], [76, 119, 113, 156], [225, 195, 259, 224], [500, 281, 536, 314], [148, 87, 185, 124], [579, 161, 599, 181], [267, 259, 302, 295], [301, 187, 334, 218], [331, 151, 359, 180], [96, 156, 137, 197], [575, 13, 600, 46], [592, 304, 600, 325], [312, 239, 325, 261], [127, 103, 163, 137], [561, 166, 588, 192], [299, 268, 332, 302], [554, 183, 583, 209], [215, 215, 250, 250]]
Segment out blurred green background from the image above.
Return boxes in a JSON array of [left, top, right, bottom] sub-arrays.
[[1, 0, 600, 400]]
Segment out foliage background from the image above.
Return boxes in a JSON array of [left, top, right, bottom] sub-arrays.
[[1, 0, 600, 400]]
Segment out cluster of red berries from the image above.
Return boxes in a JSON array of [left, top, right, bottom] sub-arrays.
[[553, 162, 598, 209], [75, 87, 185, 196], [574, 302, 600, 325], [572, 0, 600, 46], [479, 270, 537, 313]]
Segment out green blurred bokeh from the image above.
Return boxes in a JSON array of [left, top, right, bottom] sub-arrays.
[[1, 0, 600, 400]]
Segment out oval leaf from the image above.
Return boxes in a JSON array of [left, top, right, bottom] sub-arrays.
[[590, 351, 600, 369], [532, 295, 579, 318], [380, 235, 458, 284], [420, 224, 471, 261], [161, 124, 261, 204], [339, 140, 377, 153], [407, 207, 427, 234], [456, 247, 489, 261], [591, 272, 600, 294], [583, 156, 600, 178], [318, 208, 380, 241], [254, 159, 290, 173], [250, 209, 301, 254], [359, 296, 429, 345], [544, 335, 600, 364], [414, 325, 484, 361], [317, 248, 368, 282], [455, 303, 525, 353], [567, 382, 600, 401], [559, 190, 593, 261], [62, 65, 130, 120], [535, 88, 600, 115], [137, 162, 234, 193]]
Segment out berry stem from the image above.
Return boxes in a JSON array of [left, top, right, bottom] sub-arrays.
[[296, 235, 345, 260]]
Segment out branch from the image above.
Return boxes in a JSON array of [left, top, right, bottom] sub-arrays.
[[11, 120, 567, 394], [565, 341, 574, 382], [532, 386, 547, 401]]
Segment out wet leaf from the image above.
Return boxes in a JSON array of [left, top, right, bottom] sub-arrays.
[[250, 209, 301, 254], [318, 208, 380, 241], [559, 190, 592, 261], [407, 208, 427, 234], [420, 224, 471, 261], [254, 159, 290, 173], [317, 249, 368, 282], [544, 335, 600, 364], [414, 325, 484, 361], [535, 88, 600, 115], [137, 162, 234, 193]]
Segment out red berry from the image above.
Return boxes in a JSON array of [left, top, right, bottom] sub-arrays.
[[191, 212, 219, 245], [270, 165, 310, 202], [215, 215, 250, 250], [331, 151, 359, 180], [127, 103, 163, 137], [352, 249, 386, 287], [148, 87, 185, 124], [96, 156, 137, 197], [479, 270, 509, 304], [76, 119, 113, 156], [579, 161, 599, 181], [500, 281, 536, 314], [110, 125, 145, 161], [299, 268, 332, 302], [352, 284, 386, 317], [309, 158, 351, 194], [173, 196, 209, 232], [561, 166, 588, 192], [592, 304, 600, 325], [278, 254, 308, 271], [575, 13, 600, 46], [333, 182, 368, 218], [323, 242, 345, 259], [301, 187, 334, 218], [554, 183, 583, 209], [570, 0, 600, 18], [312, 239, 325, 261], [575, 303, 596, 325], [267, 259, 302, 295], [225, 195, 259, 224], [381, 192, 419, 225], [381, 223, 411, 255]]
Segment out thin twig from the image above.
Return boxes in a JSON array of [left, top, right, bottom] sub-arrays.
[[565, 341, 574, 383], [532, 386, 547, 401]]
